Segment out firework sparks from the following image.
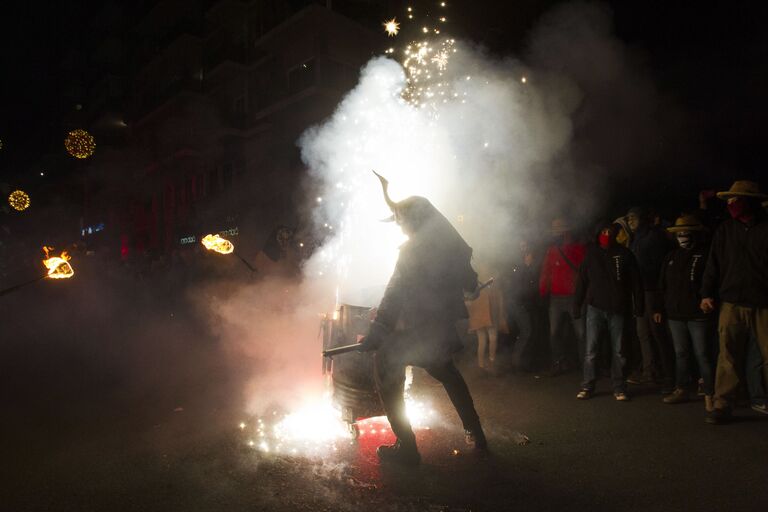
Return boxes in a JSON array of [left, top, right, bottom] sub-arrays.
[[42, 247, 74, 279], [246, 369, 436, 457], [201, 233, 234, 255], [383, 18, 400, 37]]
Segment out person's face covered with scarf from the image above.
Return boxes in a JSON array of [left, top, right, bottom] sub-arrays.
[[727, 196, 760, 223], [675, 231, 695, 249]]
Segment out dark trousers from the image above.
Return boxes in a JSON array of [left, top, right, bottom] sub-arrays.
[[635, 291, 675, 387], [374, 344, 482, 445], [747, 331, 767, 405], [509, 302, 533, 370], [582, 306, 627, 393], [548, 295, 585, 365]]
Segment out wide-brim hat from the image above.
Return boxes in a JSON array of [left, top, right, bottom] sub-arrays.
[[667, 214, 707, 233], [716, 180, 768, 200], [550, 218, 570, 234]]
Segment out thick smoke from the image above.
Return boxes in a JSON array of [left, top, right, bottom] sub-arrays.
[[204, 1, 677, 417], [298, 45, 576, 302]]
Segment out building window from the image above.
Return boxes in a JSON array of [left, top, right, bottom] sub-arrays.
[[288, 58, 315, 95]]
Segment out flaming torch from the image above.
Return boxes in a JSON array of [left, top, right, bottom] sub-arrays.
[[200, 234, 256, 272], [42, 246, 75, 279], [201, 234, 234, 254], [0, 246, 75, 297]]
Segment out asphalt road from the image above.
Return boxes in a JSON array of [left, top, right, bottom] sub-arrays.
[[2, 271, 767, 511]]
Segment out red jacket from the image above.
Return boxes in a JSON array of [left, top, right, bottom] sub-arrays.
[[539, 242, 586, 297]]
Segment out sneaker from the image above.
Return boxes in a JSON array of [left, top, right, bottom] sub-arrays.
[[627, 372, 652, 385], [662, 388, 689, 404], [705, 407, 732, 425], [614, 392, 630, 402], [377, 440, 421, 466], [576, 389, 592, 400], [751, 402, 768, 415]]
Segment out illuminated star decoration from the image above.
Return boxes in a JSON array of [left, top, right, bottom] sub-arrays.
[[64, 129, 96, 159], [8, 190, 30, 211], [383, 18, 400, 37]]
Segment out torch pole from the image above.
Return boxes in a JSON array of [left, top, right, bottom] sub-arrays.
[[233, 251, 256, 273], [0, 274, 48, 297], [322, 342, 364, 357]]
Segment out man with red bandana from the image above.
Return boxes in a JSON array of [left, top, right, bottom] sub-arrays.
[[701, 181, 768, 424], [572, 222, 644, 400]]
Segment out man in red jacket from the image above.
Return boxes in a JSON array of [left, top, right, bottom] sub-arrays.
[[539, 218, 586, 375]]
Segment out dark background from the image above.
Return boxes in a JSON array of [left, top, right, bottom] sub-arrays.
[[0, 0, 766, 215]]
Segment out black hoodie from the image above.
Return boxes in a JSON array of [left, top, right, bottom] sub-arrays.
[[574, 224, 644, 316], [658, 245, 710, 320]]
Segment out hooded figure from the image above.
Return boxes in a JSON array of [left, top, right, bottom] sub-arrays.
[[359, 171, 487, 465], [572, 221, 644, 400]]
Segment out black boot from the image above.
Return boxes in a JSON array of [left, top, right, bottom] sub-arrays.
[[464, 428, 489, 455], [377, 439, 421, 466]]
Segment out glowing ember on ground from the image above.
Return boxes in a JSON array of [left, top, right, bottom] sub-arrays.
[[244, 374, 436, 457], [201, 234, 234, 254], [42, 246, 74, 279]]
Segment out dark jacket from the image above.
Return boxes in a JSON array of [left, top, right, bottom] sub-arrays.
[[507, 258, 539, 306], [574, 244, 644, 317], [371, 198, 477, 363], [658, 246, 710, 320], [629, 225, 670, 291], [701, 215, 768, 307]]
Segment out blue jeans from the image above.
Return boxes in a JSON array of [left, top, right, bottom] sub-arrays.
[[667, 319, 715, 395], [582, 306, 626, 393]]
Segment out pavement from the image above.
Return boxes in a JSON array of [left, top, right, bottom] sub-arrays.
[[2, 273, 767, 511]]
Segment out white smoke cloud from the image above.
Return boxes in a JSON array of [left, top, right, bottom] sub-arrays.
[[300, 43, 577, 304]]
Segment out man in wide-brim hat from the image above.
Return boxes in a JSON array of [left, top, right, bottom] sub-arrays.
[[701, 180, 768, 423], [655, 214, 715, 409]]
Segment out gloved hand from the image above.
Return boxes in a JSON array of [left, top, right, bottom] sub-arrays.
[[357, 321, 389, 352]]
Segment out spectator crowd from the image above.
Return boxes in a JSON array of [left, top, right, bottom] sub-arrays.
[[469, 180, 768, 424]]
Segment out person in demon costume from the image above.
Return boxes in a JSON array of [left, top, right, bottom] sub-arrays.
[[358, 172, 488, 466]]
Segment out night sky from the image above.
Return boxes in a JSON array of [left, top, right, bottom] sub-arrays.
[[1, 1, 766, 199]]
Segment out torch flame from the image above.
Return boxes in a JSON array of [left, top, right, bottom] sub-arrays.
[[201, 234, 234, 255], [42, 246, 74, 279]]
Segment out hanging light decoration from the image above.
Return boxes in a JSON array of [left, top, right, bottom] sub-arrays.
[[8, 190, 30, 211], [64, 129, 96, 159]]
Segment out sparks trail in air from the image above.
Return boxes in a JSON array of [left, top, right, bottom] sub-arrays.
[[381, 2, 456, 112]]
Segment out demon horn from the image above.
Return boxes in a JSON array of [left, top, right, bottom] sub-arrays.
[[372, 170, 397, 212]]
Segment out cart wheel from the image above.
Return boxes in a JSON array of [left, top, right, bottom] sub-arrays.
[[348, 423, 360, 439]]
